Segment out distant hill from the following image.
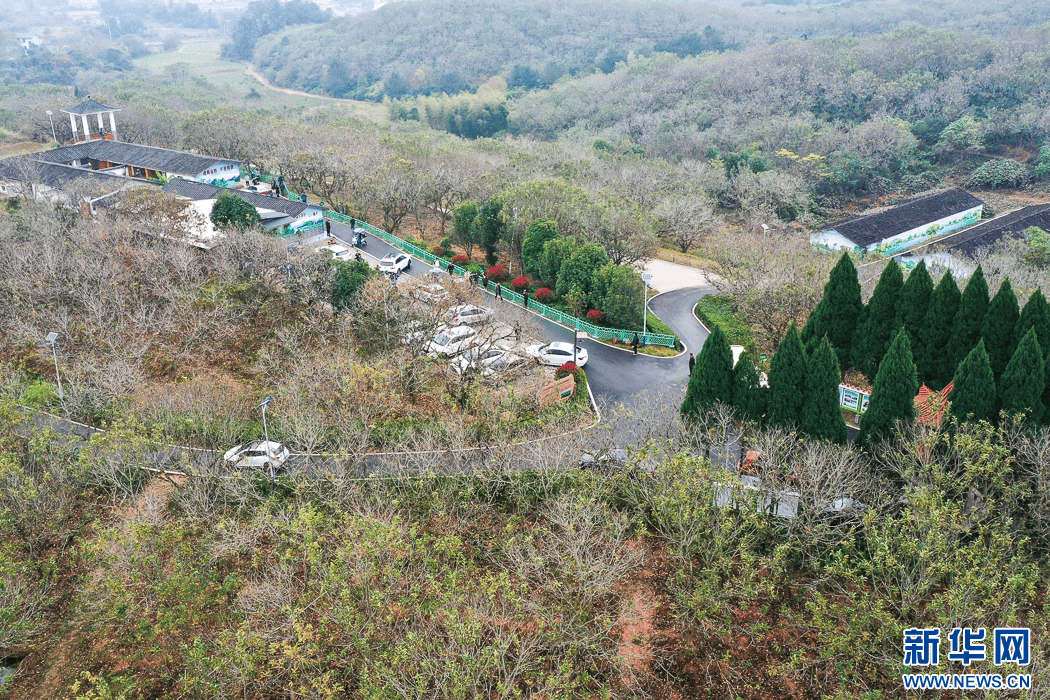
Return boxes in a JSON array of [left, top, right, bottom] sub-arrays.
[[248, 0, 1050, 101], [249, 0, 740, 100]]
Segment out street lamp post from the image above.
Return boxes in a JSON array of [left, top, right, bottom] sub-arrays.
[[260, 396, 273, 479], [573, 327, 578, 365], [46, 332, 63, 402], [44, 110, 57, 144]]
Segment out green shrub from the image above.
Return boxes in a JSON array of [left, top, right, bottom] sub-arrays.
[[965, 158, 1029, 189], [694, 295, 755, 353], [21, 380, 57, 408]]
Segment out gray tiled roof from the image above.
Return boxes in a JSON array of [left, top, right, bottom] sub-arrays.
[[827, 188, 984, 248], [162, 178, 312, 217], [0, 156, 136, 192], [87, 140, 236, 177], [37, 140, 237, 177], [33, 142, 95, 164], [938, 204, 1050, 257], [60, 98, 121, 115]]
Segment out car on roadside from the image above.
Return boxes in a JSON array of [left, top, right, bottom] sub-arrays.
[[525, 341, 588, 368], [223, 441, 290, 473], [446, 304, 493, 326], [408, 281, 450, 303], [378, 253, 412, 274], [317, 244, 352, 263], [427, 324, 479, 358], [451, 344, 526, 375]]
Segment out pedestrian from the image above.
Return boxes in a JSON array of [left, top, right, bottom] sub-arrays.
[[447, 261, 454, 275], [495, 283, 502, 301], [325, 219, 331, 237], [688, 352, 695, 377], [631, 333, 639, 356], [522, 288, 529, 309]]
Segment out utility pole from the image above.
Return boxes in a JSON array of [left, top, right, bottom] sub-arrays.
[[260, 396, 273, 479], [46, 332, 63, 403]]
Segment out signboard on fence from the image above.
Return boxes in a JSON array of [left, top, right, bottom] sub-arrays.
[[839, 383, 871, 414], [538, 375, 576, 408]]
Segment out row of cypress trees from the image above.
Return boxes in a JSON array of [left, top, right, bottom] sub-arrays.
[[681, 324, 849, 443], [801, 253, 1050, 401], [682, 252, 1050, 445]]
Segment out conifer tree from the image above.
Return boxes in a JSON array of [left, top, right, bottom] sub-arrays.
[[767, 325, 807, 429], [999, 327, 1045, 425], [681, 326, 735, 419], [801, 252, 862, 368], [982, 278, 1020, 379], [918, 271, 961, 388], [852, 260, 904, 380], [898, 260, 933, 351], [1016, 289, 1050, 414], [732, 351, 768, 424], [800, 337, 848, 443], [949, 339, 996, 424], [947, 265, 989, 374], [1015, 289, 1050, 365], [857, 329, 917, 446]]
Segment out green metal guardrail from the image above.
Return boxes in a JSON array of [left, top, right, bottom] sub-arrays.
[[324, 211, 677, 348]]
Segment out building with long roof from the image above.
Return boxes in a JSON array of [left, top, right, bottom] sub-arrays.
[[811, 188, 984, 255]]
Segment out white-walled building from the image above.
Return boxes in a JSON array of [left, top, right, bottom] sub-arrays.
[[811, 188, 984, 256], [162, 178, 324, 235]]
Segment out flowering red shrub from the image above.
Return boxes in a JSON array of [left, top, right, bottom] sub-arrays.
[[555, 362, 580, 379], [486, 265, 509, 282], [432, 246, 445, 256], [451, 254, 468, 264], [586, 309, 605, 322], [512, 276, 530, 291], [535, 287, 554, 302]]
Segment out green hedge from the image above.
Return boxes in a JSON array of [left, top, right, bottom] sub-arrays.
[[694, 294, 756, 354]]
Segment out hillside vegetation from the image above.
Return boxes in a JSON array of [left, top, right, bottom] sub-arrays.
[[251, 0, 1050, 100]]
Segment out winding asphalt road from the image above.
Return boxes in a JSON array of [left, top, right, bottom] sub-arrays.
[[326, 220, 717, 413]]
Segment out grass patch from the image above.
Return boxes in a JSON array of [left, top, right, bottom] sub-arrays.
[[694, 294, 756, 353], [133, 40, 386, 121]]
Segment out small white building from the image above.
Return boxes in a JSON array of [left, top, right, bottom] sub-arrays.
[[15, 34, 42, 53], [162, 178, 324, 235], [811, 188, 984, 256]]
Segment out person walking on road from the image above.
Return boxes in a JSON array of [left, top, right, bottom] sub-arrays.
[[447, 261, 454, 275], [522, 288, 529, 309], [495, 283, 503, 301], [688, 352, 695, 376], [631, 333, 639, 356]]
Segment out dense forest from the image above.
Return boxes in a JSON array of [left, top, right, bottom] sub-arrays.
[[251, 0, 1050, 100], [251, 0, 741, 100]]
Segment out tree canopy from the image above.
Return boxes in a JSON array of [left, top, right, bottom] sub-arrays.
[[210, 193, 262, 230]]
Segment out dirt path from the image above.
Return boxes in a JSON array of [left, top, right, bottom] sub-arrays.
[[615, 539, 679, 695], [242, 64, 360, 104]]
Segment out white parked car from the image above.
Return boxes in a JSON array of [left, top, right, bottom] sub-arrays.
[[223, 441, 290, 472], [378, 253, 412, 273], [317, 244, 352, 263], [525, 341, 588, 368], [408, 281, 449, 303], [427, 324, 478, 357], [451, 345, 526, 375], [446, 304, 493, 326]]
